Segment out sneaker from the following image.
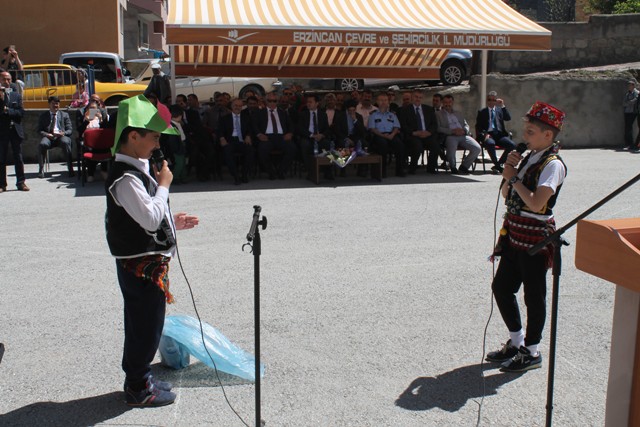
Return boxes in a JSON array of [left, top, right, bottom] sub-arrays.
[[125, 381, 176, 407], [37, 171, 45, 179], [124, 375, 173, 392], [500, 346, 542, 372], [486, 339, 519, 362]]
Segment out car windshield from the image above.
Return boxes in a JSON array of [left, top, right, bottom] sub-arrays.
[[61, 57, 125, 83]]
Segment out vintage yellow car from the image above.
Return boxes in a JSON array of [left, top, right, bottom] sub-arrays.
[[21, 64, 148, 109]]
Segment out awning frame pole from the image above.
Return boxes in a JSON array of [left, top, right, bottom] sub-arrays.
[[480, 49, 488, 110]]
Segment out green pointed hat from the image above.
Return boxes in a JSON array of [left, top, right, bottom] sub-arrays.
[[112, 95, 178, 154]]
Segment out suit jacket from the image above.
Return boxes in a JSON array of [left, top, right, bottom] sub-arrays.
[[252, 107, 292, 136], [331, 110, 366, 142], [295, 108, 331, 140], [38, 109, 73, 138], [436, 109, 470, 136], [398, 103, 438, 137], [475, 106, 511, 139], [219, 110, 253, 143], [0, 89, 24, 139]]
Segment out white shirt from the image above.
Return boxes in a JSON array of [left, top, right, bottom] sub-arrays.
[[266, 109, 283, 134], [515, 149, 566, 220], [109, 153, 175, 257]]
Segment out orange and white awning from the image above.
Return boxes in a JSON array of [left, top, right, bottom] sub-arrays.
[[166, 0, 551, 78]]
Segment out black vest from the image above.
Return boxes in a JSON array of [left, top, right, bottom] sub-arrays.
[[105, 161, 175, 257]]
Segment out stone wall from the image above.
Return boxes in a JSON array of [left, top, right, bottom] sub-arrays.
[[492, 14, 640, 74], [425, 70, 637, 149]]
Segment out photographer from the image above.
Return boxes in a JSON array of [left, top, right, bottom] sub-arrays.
[[0, 46, 24, 93]]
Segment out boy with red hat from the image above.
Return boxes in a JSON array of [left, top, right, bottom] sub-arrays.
[[486, 101, 567, 372]]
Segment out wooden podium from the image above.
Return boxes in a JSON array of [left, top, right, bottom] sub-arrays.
[[576, 218, 640, 427]]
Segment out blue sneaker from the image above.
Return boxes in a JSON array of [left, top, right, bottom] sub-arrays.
[[500, 346, 542, 372], [125, 381, 176, 407], [124, 375, 173, 392]]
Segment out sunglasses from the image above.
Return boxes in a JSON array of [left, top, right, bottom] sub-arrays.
[[267, 99, 278, 103]]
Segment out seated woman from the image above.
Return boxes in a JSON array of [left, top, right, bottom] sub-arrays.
[[70, 80, 89, 109], [81, 100, 108, 182]]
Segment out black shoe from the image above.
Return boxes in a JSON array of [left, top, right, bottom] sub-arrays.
[[38, 171, 45, 179], [491, 165, 503, 174], [396, 171, 406, 177], [500, 346, 542, 372], [486, 339, 519, 362], [426, 167, 437, 174], [68, 170, 76, 178], [450, 167, 459, 174], [458, 166, 470, 175], [125, 381, 176, 407], [234, 176, 241, 185]]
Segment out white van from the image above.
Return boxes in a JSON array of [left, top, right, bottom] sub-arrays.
[[59, 52, 132, 83]]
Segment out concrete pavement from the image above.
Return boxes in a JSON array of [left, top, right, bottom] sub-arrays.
[[1, 147, 638, 426]]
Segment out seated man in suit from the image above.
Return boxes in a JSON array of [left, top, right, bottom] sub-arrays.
[[436, 94, 481, 175], [475, 91, 516, 173], [252, 92, 294, 180], [368, 93, 405, 178], [398, 89, 439, 174], [332, 99, 366, 151], [219, 98, 255, 185], [297, 94, 332, 180], [37, 96, 74, 178]]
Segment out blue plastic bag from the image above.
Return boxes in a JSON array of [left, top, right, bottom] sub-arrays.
[[159, 314, 264, 381]]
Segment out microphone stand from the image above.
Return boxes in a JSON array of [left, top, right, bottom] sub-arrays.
[[528, 171, 640, 427], [243, 205, 267, 427]]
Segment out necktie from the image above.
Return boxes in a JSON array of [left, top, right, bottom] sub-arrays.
[[270, 109, 280, 134], [48, 112, 56, 133], [312, 111, 317, 134], [234, 114, 241, 139], [490, 109, 496, 131], [416, 106, 423, 130]]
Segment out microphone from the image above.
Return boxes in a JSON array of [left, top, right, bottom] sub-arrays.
[[151, 148, 165, 172], [499, 143, 528, 188]]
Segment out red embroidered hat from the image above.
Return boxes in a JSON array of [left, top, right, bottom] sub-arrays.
[[525, 101, 565, 131]]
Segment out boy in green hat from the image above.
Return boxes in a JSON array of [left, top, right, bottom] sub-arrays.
[[105, 95, 199, 407]]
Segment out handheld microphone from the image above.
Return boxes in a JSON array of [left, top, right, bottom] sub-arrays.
[[151, 148, 165, 171], [499, 143, 528, 188]]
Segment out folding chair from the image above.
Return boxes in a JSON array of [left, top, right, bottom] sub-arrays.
[[80, 128, 115, 186]]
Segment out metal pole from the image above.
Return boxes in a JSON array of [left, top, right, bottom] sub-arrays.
[[254, 228, 261, 427]]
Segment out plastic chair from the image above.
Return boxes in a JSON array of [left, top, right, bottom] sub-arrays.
[[80, 128, 115, 186]]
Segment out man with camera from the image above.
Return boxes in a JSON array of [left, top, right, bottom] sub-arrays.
[[0, 70, 28, 192], [0, 46, 24, 92]]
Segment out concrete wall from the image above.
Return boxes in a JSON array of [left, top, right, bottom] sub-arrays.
[[0, 0, 120, 64], [492, 14, 640, 74]]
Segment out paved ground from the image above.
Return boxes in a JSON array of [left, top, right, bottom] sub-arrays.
[[1, 147, 638, 426]]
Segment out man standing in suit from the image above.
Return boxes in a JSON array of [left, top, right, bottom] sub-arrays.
[[37, 96, 74, 178], [253, 92, 294, 180], [0, 70, 28, 191], [476, 91, 516, 173], [219, 98, 255, 185], [398, 89, 439, 174], [436, 94, 481, 175], [297, 94, 332, 180]]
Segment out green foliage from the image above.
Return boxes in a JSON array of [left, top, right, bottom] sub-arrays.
[[587, 0, 617, 13], [588, 0, 640, 13], [613, 0, 640, 13], [545, 0, 575, 21]]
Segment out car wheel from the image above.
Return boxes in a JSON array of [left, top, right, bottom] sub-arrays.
[[104, 95, 127, 107], [336, 78, 363, 91], [239, 84, 265, 99], [440, 60, 465, 86]]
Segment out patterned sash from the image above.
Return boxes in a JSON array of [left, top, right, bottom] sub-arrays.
[[119, 255, 174, 303]]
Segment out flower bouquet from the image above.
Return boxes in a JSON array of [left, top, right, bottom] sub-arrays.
[[324, 148, 357, 168]]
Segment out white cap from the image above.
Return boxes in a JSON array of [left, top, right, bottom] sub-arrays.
[[151, 63, 162, 70], [387, 85, 400, 91]]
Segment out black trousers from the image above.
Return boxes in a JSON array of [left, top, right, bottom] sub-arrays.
[[404, 135, 437, 171], [624, 113, 637, 147], [223, 138, 255, 179], [258, 134, 294, 176], [116, 260, 166, 390], [370, 134, 405, 175], [491, 244, 548, 346], [0, 129, 25, 187]]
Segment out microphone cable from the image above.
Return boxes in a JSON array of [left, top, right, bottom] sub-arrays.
[[170, 212, 251, 427], [475, 178, 506, 427]]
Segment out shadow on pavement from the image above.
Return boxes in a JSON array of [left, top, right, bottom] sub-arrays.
[[0, 392, 130, 427], [395, 363, 523, 412]]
